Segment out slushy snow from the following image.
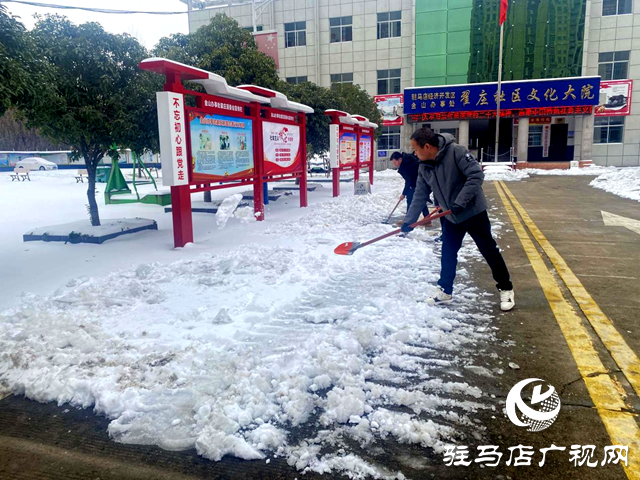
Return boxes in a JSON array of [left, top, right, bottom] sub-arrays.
[[1, 168, 501, 478]]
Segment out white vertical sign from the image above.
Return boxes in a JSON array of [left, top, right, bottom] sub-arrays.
[[542, 124, 551, 158], [156, 91, 188, 186], [329, 124, 340, 168]]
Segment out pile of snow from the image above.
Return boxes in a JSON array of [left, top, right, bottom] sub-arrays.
[[590, 167, 640, 202], [482, 168, 530, 182], [523, 165, 615, 176], [215, 194, 244, 228], [0, 169, 502, 478]]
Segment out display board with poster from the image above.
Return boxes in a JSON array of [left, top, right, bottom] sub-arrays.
[[339, 129, 358, 166], [359, 134, 372, 164], [596, 80, 633, 116], [140, 57, 312, 248], [374, 94, 404, 126], [261, 121, 302, 175], [324, 109, 378, 198], [189, 111, 254, 181]]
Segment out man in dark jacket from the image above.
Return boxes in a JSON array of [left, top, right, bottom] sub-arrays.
[[390, 151, 431, 217], [401, 128, 514, 311]]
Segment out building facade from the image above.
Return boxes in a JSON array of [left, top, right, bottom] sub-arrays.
[[184, 0, 640, 167]]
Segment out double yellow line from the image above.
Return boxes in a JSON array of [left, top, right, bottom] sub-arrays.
[[495, 180, 640, 480]]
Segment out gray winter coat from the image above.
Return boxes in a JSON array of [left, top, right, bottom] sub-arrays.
[[405, 133, 487, 225]]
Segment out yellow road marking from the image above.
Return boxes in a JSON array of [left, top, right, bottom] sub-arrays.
[[499, 181, 640, 399], [494, 181, 640, 480]]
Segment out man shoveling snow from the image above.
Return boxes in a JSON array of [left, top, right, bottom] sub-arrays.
[[401, 128, 515, 312]]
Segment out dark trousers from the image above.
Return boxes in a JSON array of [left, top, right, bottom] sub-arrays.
[[438, 210, 512, 295], [406, 187, 430, 217]]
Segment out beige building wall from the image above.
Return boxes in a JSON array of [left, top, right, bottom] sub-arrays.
[[579, 0, 640, 166]]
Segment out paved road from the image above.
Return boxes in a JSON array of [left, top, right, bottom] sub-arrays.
[[1, 175, 638, 479]]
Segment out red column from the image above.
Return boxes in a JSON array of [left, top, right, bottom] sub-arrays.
[[369, 161, 374, 185], [170, 185, 193, 248], [354, 128, 360, 183], [253, 104, 265, 221], [332, 168, 340, 197], [299, 113, 308, 207]]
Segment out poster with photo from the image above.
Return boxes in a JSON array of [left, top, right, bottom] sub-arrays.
[[189, 111, 254, 180], [595, 80, 633, 116], [374, 94, 404, 126], [262, 121, 301, 175], [339, 132, 358, 166], [359, 134, 372, 164]]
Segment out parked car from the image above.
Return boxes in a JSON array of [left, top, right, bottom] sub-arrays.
[[15, 157, 58, 171]]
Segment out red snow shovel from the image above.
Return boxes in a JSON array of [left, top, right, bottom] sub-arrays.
[[334, 208, 451, 255]]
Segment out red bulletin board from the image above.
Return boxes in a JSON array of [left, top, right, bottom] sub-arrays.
[[325, 110, 378, 197], [141, 57, 312, 248]]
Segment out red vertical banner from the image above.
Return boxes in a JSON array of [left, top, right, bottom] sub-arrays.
[[500, 0, 509, 25], [254, 31, 279, 70]]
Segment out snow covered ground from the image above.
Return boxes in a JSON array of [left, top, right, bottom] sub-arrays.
[[0, 168, 504, 478], [590, 167, 640, 202]]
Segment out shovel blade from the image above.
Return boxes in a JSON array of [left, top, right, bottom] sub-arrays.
[[334, 241, 360, 255]]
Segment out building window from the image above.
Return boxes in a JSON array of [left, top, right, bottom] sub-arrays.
[[286, 76, 307, 85], [377, 11, 402, 39], [598, 51, 630, 80], [528, 125, 543, 146], [595, 117, 624, 143], [378, 126, 401, 150], [330, 73, 353, 84], [603, 0, 632, 15], [243, 25, 264, 32], [330, 16, 352, 43], [285, 21, 306, 48], [377, 69, 401, 94]]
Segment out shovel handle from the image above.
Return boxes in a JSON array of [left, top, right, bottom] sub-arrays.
[[359, 208, 451, 250], [386, 197, 404, 224]]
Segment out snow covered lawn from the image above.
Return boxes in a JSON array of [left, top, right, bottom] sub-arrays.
[[590, 167, 640, 202], [1, 169, 501, 478]]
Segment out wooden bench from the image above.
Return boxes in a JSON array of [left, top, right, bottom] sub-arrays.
[[10, 167, 30, 181], [76, 169, 88, 183]]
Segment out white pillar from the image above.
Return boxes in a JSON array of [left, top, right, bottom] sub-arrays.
[[581, 113, 595, 162], [458, 120, 469, 148], [517, 117, 529, 163]]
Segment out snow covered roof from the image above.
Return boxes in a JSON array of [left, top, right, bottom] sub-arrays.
[[237, 85, 314, 114], [324, 110, 378, 128], [139, 57, 270, 104]]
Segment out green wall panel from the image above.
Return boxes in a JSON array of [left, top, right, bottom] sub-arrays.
[[416, 11, 447, 34], [447, 53, 470, 76], [417, 33, 447, 55], [447, 31, 470, 54], [448, 7, 472, 32], [448, 0, 473, 8], [417, 0, 447, 12], [447, 75, 468, 84], [416, 55, 447, 78]]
